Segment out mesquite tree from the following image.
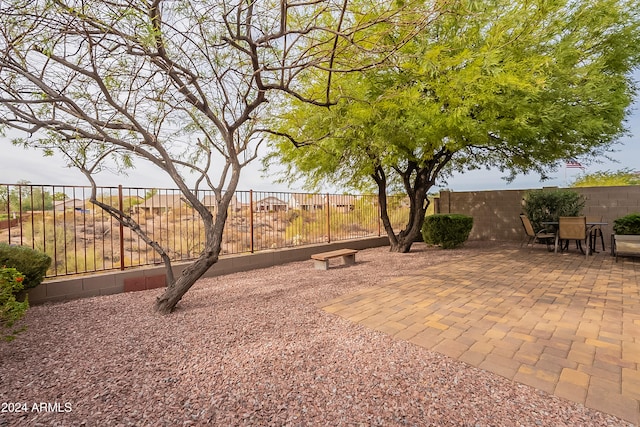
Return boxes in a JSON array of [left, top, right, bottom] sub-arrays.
[[0, 0, 426, 313], [266, 0, 640, 252]]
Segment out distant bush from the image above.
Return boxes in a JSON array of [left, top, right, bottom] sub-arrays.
[[613, 213, 640, 235], [422, 214, 473, 249], [523, 189, 585, 231], [0, 243, 51, 290], [1, 267, 29, 341]]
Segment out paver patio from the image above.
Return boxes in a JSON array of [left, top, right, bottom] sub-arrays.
[[319, 247, 640, 424]]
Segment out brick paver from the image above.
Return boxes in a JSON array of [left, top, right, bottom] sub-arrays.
[[320, 248, 640, 425]]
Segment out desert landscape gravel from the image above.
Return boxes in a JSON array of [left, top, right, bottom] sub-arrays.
[[0, 242, 633, 426]]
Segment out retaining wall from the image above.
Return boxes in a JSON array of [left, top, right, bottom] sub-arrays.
[[27, 236, 389, 304]]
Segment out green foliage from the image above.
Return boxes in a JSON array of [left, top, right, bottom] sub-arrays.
[[284, 210, 327, 245], [0, 243, 51, 290], [1, 267, 29, 341], [266, 0, 640, 251], [268, 0, 640, 188], [523, 190, 586, 231], [421, 214, 473, 249], [145, 189, 158, 199], [0, 182, 54, 213], [613, 213, 640, 235], [571, 169, 640, 187]]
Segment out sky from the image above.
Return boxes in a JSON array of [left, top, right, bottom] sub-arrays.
[[1, 70, 639, 194]]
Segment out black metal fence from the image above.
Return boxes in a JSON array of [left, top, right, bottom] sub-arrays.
[[1, 184, 411, 278]]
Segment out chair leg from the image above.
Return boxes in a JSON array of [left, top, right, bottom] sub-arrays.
[[545, 238, 554, 252], [589, 229, 605, 253], [585, 239, 590, 258], [576, 240, 586, 255], [599, 230, 605, 251], [521, 236, 534, 248]]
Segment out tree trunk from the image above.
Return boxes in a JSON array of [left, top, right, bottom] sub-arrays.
[[153, 184, 232, 314], [388, 197, 429, 253], [154, 252, 218, 314], [374, 164, 432, 253], [388, 232, 419, 253]]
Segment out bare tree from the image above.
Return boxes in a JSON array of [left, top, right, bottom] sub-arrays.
[[0, 0, 426, 313]]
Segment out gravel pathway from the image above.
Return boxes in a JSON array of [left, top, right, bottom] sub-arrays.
[[0, 242, 632, 426]]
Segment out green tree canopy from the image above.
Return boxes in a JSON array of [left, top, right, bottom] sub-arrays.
[[267, 0, 640, 252], [571, 169, 640, 187]]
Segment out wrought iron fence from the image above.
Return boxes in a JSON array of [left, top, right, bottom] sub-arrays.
[[1, 184, 411, 278]]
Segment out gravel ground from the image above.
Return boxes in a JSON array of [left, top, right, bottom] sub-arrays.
[[0, 242, 632, 426]]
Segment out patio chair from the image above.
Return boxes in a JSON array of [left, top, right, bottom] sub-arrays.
[[586, 215, 605, 252], [520, 215, 555, 251], [555, 216, 589, 258]]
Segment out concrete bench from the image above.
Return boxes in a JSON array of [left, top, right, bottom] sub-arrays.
[[311, 249, 358, 270]]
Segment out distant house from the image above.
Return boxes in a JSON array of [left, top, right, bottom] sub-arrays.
[[201, 195, 218, 213], [85, 194, 144, 213], [289, 193, 356, 212], [254, 196, 288, 212], [289, 194, 326, 211], [137, 194, 186, 216], [53, 199, 85, 212], [333, 195, 358, 212], [201, 194, 244, 213]]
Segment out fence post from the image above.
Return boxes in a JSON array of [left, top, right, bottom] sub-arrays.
[[325, 193, 330, 243], [118, 185, 125, 271], [249, 190, 254, 253]]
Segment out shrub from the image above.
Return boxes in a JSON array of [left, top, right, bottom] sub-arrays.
[[422, 214, 473, 249], [1, 267, 29, 341], [0, 243, 51, 290], [613, 213, 640, 235], [523, 189, 585, 231]]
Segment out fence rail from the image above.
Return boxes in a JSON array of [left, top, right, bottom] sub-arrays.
[[1, 184, 410, 278]]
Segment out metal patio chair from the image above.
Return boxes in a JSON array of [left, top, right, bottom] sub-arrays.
[[520, 214, 555, 251], [556, 216, 589, 258]]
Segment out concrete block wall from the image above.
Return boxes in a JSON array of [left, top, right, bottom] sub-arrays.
[[441, 189, 527, 241], [27, 236, 389, 305], [438, 186, 640, 241], [579, 186, 640, 239]]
